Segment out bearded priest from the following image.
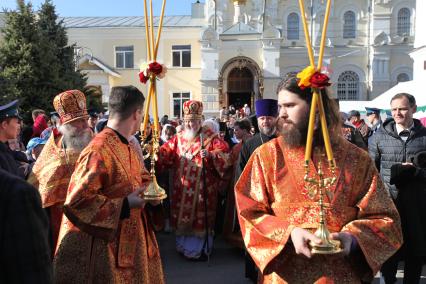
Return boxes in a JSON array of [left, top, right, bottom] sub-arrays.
[[28, 90, 93, 253], [157, 100, 230, 260], [235, 75, 402, 283]]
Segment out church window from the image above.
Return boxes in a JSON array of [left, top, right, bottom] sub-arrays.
[[287, 13, 299, 40], [397, 8, 410, 36], [397, 73, 409, 83], [343, 11, 356, 39], [337, 71, 359, 100]]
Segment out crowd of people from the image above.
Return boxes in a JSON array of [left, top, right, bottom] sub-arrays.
[[0, 72, 425, 283]]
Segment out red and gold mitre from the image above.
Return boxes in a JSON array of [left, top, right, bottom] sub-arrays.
[[53, 90, 88, 125], [183, 100, 203, 120]]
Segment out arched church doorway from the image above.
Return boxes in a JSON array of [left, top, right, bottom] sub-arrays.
[[218, 56, 263, 114], [227, 67, 253, 110]]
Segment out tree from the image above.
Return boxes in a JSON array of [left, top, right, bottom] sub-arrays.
[[0, 0, 86, 123], [37, 0, 86, 92]]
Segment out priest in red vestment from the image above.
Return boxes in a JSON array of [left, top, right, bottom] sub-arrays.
[[28, 90, 93, 252], [157, 100, 230, 260], [235, 75, 402, 283], [54, 86, 164, 283]]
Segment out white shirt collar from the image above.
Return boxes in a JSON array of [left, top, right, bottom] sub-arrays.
[[395, 122, 414, 135]]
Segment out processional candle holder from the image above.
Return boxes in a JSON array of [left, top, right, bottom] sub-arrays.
[[297, 0, 341, 254], [139, 0, 168, 201], [304, 160, 341, 254]]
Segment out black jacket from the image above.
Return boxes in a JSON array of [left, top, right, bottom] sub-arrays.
[[0, 141, 27, 178], [235, 132, 276, 181], [389, 151, 426, 256], [0, 169, 53, 283], [369, 118, 426, 199]]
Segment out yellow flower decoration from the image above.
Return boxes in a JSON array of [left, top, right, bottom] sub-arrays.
[[297, 66, 316, 88]]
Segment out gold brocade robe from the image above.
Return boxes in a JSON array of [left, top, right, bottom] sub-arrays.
[[157, 127, 230, 236], [28, 133, 80, 249], [54, 128, 164, 284], [235, 136, 402, 284]]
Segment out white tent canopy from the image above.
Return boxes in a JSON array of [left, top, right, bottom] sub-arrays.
[[338, 80, 426, 119]]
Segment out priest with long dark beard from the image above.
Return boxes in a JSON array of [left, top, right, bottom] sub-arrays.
[[235, 75, 402, 283]]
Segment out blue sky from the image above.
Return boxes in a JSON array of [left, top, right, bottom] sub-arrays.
[[1, 0, 202, 16]]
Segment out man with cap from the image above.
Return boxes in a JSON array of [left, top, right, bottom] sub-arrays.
[[87, 109, 99, 133], [157, 100, 230, 260], [365, 107, 382, 137], [236, 98, 278, 180], [0, 99, 29, 178], [28, 90, 94, 252], [348, 110, 371, 145]]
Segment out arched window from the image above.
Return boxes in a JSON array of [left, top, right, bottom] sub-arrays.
[[397, 8, 410, 36], [337, 71, 359, 100], [343, 11, 356, 39], [397, 73, 409, 83], [287, 13, 299, 40]]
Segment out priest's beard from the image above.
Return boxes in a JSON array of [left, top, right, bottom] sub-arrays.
[[280, 111, 310, 147], [59, 124, 93, 151], [280, 116, 326, 148], [183, 127, 200, 141]]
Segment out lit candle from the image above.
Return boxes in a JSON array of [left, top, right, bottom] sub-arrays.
[[154, 0, 167, 57], [317, 92, 334, 162], [317, 0, 332, 70], [151, 80, 160, 133], [305, 91, 318, 163], [298, 0, 314, 67], [143, 0, 151, 61], [150, 0, 155, 60]]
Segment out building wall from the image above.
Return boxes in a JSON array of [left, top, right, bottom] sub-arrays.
[[0, 0, 417, 116], [66, 26, 202, 118]]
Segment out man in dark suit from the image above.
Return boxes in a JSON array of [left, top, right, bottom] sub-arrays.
[[0, 168, 52, 283]]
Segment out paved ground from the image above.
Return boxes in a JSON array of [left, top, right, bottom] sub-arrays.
[[157, 232, 426, 284], [157, 233, 251, 284]]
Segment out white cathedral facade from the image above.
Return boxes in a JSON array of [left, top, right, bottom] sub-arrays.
[[198, 0, 415, 113], [1, 0, 416, 117]]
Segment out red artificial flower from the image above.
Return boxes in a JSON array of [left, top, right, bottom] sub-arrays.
[[148, 61, 163, 76], [310, 72, 331, 89], [139, 71, 148, 84]]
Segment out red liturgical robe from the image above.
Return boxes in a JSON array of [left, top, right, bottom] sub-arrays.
[[54, 128, 164, 284], [158, 127, 230, 236], [235, 136, 402, 283], [28, 134, 80, 250]]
